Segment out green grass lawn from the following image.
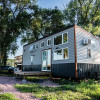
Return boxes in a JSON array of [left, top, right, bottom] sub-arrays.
[[0, 93, 19, 100], [15, 77, 100, 100], [26, 76, 49, 83]]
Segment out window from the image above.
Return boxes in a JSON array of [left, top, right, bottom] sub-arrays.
[[63, 48, 68, 59], [54, 49, 63, 60], [47, 39, 51, 46], [54, 32, 68, 46], [35, 43, 39, 49], [30, 55, 33, 62], [54, 35, 62, 45], [41, 41, 44, 47], [54, 48, 68, 60], [63, 33, 68, 43], [87, 49, 91, 58]]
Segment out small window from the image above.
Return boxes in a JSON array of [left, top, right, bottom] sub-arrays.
[[47, 39, 51, 46], [30, 55, 33, 62], [63, 48, 68, 59], [35, 43, 39, 49], [54, 35, 62, 46], [41, 41, 44, 47], [63, 33, 68, 43], [87, 49, 91, 58]]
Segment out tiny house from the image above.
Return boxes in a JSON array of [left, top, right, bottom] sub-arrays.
[[23, 25, 100, 78]]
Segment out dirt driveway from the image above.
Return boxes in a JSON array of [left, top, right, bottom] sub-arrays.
[[0, 76, 40, 100]]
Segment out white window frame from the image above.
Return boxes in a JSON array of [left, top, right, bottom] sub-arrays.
[[53, 32, 68, 46], [40, 41, 44, 48], [35, 43, 39, 49], [47, 38, 51, 46], [53, 47, 69, 60]]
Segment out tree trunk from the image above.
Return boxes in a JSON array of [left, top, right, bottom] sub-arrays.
[[3, 52, 7, 65]]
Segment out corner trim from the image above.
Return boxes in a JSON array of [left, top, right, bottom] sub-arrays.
[[74, 25, 78, 78]]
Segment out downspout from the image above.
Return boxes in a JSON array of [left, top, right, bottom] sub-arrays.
[[74, 25, 78, 78]]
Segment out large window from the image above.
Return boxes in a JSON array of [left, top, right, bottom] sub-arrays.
[[54, 49, 63, 60], [54, 35, 62, 45], [54, 48, 68, 60], [54, 32, 68, 46]]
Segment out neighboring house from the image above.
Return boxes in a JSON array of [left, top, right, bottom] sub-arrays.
[[14, 55, 23, 67], [23, 25, 100, 78]]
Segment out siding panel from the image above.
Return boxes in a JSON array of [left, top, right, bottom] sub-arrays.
[[76, 26, 100, 64], [77, 63, 100, 78], [52, 63, 75, 78], [23, 27, 75, 67]]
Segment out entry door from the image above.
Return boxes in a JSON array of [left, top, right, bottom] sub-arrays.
[[42, 49, 51, 71]]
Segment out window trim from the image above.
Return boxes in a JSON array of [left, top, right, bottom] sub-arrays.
[[40, 41, 44, 48], [53, 47, 69, 60], [53, 32, 68, 46], [35, 43, 39, 49], [47, 38, 51, 46]]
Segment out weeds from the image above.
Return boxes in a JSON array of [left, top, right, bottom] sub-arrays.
[[0, 93, 19, 100], [15, 77, 100, 100]]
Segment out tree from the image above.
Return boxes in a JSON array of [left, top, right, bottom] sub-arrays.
[[64, 0, 100, 36], [21, 6, 66, 44], [0, 0, 36, 65]]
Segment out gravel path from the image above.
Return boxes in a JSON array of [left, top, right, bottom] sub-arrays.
[[0, 76, 59, 100], [0, 76, 39, 100]]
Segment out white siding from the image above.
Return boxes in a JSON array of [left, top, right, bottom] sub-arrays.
[[23, 27, 75, 65], [76, 26, 100, 64]]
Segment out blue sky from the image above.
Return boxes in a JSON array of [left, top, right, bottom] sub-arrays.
[[8, 0, 70, 59]]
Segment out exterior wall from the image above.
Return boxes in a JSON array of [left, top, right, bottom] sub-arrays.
[[52, 63, 75, 78], [23, 27, 76, 77], [76, 26, 100, 64], [77, 63, 100, 78], [23, 65, 41, 71], [23, 27, 75, 66]]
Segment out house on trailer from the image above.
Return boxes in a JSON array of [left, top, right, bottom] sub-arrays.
[[23, 25, 100, 78]]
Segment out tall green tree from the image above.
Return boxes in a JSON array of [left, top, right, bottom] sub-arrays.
[[21, 6, 66, 44], [0, 0, 36, 65], [64, 0, 100, 36]]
